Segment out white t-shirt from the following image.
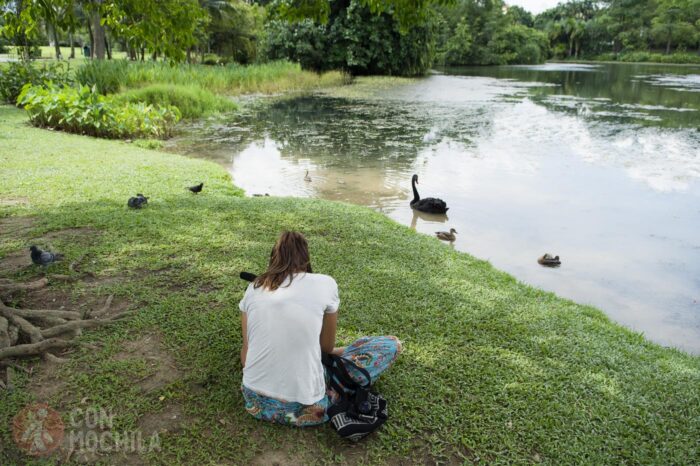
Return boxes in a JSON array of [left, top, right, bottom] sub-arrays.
[[239, 272, 339, 405]]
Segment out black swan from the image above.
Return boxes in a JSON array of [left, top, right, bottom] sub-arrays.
[[410, 174, 448, 214]]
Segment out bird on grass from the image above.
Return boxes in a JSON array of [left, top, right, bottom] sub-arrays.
[[188, 182, 204, 194], [410, 174, 448, 214], [127, 194, 148, 209], [436, 228, 457, 242], [30, 245, 63, 266], [304, 170, 312, 182], [538, 254, 561, 267]]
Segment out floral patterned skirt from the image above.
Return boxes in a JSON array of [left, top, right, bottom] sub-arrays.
[[241, 335, 402, 427]]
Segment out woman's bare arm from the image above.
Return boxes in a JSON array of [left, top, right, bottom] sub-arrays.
[[240, 312, 248, 368], [320, 312, 338, 354]]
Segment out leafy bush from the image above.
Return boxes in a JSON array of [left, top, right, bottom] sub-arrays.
[[486, 24, 549, 65], [75, 59, 129, 94], [17, 84, 180, 139], [261, 1, 437, 76], [115, 84, 237, 119], [0, 61, 72, 105]]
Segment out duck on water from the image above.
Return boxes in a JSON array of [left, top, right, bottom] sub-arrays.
[[410, 174, 448, 214]]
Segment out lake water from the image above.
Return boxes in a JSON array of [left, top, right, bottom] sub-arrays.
[[169, 62, 700, 354]]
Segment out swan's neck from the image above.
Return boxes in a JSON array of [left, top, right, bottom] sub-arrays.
[[411, 178, 420, 204]]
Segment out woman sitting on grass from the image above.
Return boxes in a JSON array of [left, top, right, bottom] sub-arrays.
[[239, 231, 402, 426]]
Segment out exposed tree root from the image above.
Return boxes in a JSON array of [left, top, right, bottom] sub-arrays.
[[0, 338, 77, 360], [0, 280, 131, 387]]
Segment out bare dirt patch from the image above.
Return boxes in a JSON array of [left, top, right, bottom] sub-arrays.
[[0, 197, 30, 207], [114, 333, 181, 394], [42, 227, 99, 242], [0, 224, 101, 275], [0, 216, 35, 237], [0, 250, 32, 274]]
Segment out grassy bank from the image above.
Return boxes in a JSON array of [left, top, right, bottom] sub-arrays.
[[1, 104, 699, 465]]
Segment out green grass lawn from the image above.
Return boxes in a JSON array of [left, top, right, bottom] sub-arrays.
[[0, 104, 699, 465]]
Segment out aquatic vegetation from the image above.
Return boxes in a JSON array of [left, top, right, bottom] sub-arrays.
[[75, 60, 349, 96]]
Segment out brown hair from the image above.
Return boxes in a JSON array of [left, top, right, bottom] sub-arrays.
[[253, 231, 312, 291]]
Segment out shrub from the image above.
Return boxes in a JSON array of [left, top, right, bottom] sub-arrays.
[[202, 53, 222, 66], [0, 61, 72, 105], [74, 59, 129, 94], [115, 83, 237, 119], [17, 84, 180, 139]]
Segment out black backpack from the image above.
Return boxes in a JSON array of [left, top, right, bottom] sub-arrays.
[[322, 353, 388, 441]]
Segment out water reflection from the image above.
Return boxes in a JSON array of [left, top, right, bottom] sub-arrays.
[[169, 63, 700, 354]]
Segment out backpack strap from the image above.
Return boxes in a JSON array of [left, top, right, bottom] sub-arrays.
[[322, 352, 372, 395]]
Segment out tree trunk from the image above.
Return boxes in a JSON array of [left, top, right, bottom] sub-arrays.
[[105, 33, 112, 60], [69, 33, 75, 59], [666, 37, 671, 54], [90, 5, 106, 60], [86, 18, 94, 58], [51, 24, 62, 59]]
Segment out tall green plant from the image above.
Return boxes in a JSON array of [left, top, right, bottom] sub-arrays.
[[17, 83, 180, 139]]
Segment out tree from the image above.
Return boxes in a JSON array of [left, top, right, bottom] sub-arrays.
[[651, 0, 697, 53], [103, 0, 208, 62], [442, 18, 473, 64], [262, 0, 437, 75]]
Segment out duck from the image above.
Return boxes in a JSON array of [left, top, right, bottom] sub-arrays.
[[436, 228, 457, 242], [538, 253, 561, 267], [410, 174, 448, 214], [304, 170, 312, 182]]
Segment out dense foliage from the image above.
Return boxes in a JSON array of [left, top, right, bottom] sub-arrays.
[[435, 0, 549, 65], [0, 61, 72, 104], [535, 0, 700, 59], [261, 0, 552, 74], [17, 83, 180, 139], [261, 0, 436, 76]]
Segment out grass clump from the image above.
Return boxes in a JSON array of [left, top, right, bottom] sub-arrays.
[[74, 58, 128, 94], [18, 84, 180, 139], [116, 84, 237, 119], [75, 59, 349, 96], [0, 104, 698, 465], [132, 138, 164, 150]]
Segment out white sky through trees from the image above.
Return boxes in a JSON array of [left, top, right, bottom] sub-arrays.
[[508, 0, 561, 14]]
